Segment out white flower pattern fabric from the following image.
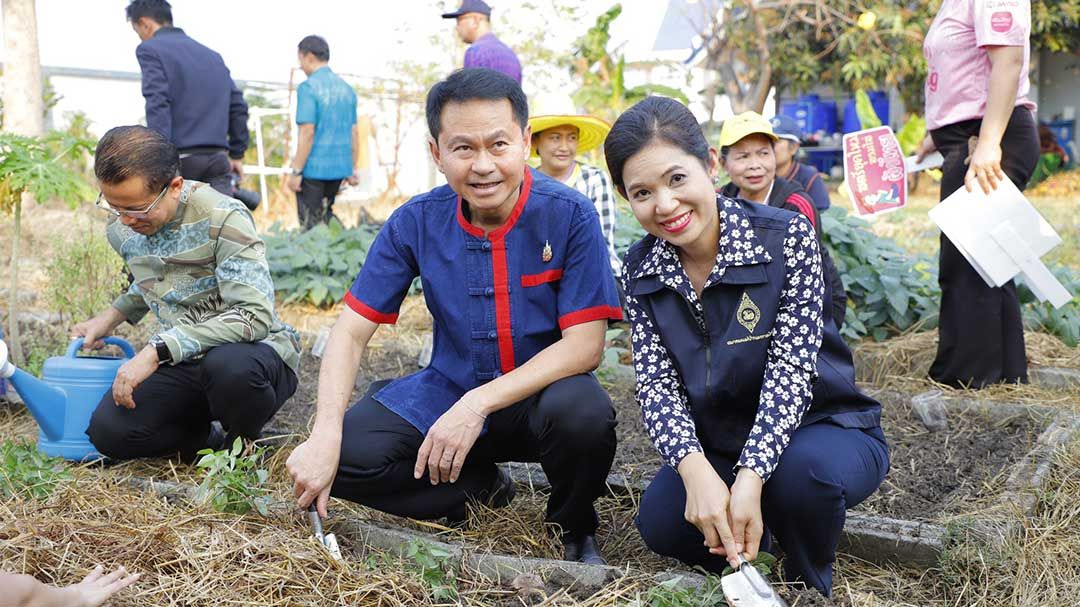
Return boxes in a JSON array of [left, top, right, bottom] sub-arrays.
[[621, 197, 824, 481]]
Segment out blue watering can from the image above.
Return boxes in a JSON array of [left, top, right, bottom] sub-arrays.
[[0, 336, 135, 461]]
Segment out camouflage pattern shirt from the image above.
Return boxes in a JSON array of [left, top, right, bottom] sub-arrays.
[[107, 181, 300, 371]]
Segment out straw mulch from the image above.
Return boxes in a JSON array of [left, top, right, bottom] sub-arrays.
[[854, 329, 1080, 410]]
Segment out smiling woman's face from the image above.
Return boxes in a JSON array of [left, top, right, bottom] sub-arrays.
[[621, 139, 720, 249]]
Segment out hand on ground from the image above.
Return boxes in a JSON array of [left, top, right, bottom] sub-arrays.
[[287, 434, 341, 517]]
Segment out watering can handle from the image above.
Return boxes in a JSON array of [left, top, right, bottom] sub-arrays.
[[66, 336, 137, 359]]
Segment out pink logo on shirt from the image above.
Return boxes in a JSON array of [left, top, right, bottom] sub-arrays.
[[991, 11, 1013, 32]]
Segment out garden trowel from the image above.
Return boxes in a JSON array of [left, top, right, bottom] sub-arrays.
[[307, 504, 342, 561], [721, 554, 787, 607]]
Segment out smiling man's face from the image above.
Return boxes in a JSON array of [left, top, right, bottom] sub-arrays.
[[429, 98, 531, 228]]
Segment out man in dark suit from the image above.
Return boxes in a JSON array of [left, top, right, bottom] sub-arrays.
[[126, 0, 250, 202]]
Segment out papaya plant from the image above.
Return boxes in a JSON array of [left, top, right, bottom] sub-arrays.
[[0, 132, 95, 363]]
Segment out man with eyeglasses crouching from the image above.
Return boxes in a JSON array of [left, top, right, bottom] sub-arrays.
[[74, 125, 300, 463]]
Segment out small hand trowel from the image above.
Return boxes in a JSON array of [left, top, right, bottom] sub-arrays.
[[308, 504, 342, 561], [721, 554, 788, 607]]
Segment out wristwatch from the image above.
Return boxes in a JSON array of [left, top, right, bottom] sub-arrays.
[[290, 167, 303, 177], [151, 336, 172, 364]]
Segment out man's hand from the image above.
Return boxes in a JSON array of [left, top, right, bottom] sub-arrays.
[[346, 171, 360, 187], [229, 158, 244, 179], [414, 391, 487, 485], [286, 174, 302, 192], [721, 468, 765, 563], [287, 431, 342, 518], [111, 346, 159, 409], [965, 139, 1005, 195], [677, 452, 741, 569], [67, 565, 141, 607], [72, 314, 118, 351]]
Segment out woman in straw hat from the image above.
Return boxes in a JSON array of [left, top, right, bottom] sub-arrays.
[[529, 93, 622, 287]]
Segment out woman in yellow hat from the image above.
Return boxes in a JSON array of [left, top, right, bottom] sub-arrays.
[[528, 93, 621, 283]]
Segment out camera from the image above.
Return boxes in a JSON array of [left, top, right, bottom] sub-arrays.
[[229, 172, 261, 211]]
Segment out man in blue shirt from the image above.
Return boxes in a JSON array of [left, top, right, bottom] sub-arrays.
[[126, 0, 249, 203], [442, 0, 523, 84], [286, 68, 621, 565], [285, 36, 359, 230], [770, 115, 832, 211]]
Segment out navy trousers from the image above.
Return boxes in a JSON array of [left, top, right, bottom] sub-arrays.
[[636, 422, 889, 596]]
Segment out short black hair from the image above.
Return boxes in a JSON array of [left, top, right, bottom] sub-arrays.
[[425, 68, 528, 141], [604, 96, 709, 191], [95, 126, 180, 194], [125, 0, 172, 25], [298, 35, 330, 62]]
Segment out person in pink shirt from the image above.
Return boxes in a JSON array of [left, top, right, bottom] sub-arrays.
[[915, 0, 1039, 389]]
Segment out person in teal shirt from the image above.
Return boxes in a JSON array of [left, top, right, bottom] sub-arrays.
[[286, 35, 359, 229]]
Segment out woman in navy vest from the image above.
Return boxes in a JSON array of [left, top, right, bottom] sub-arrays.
[[605, 96, 888, 597]]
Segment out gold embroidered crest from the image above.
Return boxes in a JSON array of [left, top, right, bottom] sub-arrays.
[[542, 240, 552, 263], [736, 291, 761, 333]]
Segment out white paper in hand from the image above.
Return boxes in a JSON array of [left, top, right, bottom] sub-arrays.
[[928, 177, 1072, 308]]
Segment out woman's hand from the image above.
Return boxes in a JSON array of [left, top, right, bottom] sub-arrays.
[[914, 135, 936, 163], [720, 468, 765, 562], [965, 138, 1005, 195], [678, 452, 741, 568]]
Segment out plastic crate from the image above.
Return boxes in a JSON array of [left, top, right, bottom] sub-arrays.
[[843, 91, 889, 133]]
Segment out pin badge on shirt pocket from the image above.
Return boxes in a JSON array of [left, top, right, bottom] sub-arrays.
[[737, 291, 761, 333], [542, 240, 552, 263]]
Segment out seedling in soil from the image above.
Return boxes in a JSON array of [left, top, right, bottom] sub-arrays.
[[0, 439, 73, 500], [404, 539, 458, 602], [719, 551, 778, 578], [195, 437, 270, 516], [632, 575, 726, 607]]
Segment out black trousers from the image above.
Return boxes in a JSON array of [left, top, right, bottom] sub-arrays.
[[929, 107, 1039, 388], [179, 150, 232, 196], [296, 178, 343, 230], [331, 374, 617, 536], [87, 343, 297, 461]]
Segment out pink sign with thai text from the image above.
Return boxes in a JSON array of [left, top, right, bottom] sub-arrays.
[[842, 126, 907, 217]]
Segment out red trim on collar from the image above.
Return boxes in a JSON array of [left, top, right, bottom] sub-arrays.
[[455, 169, 533, 238], [559, 305, 624, 330], [344, 292, 399, 324]]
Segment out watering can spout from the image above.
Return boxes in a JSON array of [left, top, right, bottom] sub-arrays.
[[0, 339, 68, 441]]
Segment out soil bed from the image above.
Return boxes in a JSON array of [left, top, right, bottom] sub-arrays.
[[269, 334, 1044, 526]]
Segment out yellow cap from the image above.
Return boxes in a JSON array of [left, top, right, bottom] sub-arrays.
[[528, 93, 611, 158], [718, 111, 779, 148]]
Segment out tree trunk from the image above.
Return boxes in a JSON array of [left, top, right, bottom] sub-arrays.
[[2, 0, 45, 136], [7, 195, 23, 364]]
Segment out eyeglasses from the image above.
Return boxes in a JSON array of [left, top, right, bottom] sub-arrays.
[[95, 184, 169, 219]]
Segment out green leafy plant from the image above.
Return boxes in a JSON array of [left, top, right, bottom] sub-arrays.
[[0, 132, 95, 364], [264, 219, 420, 308], [44, 229, 128, 323], [0, 440, 73, 500], [821, 207, 941, 341], [719, 551, 778, 577], [631, 575, 726, 607], [404, 539, 458, 602], [1018, 264, 1080, 347], [195, 437, 270, 516]]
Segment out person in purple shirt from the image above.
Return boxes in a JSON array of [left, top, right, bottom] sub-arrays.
[[442, 0, 522, 84]]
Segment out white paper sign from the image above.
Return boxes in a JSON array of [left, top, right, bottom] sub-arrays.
[[928, 177, 1073, 308]]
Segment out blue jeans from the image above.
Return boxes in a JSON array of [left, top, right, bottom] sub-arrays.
[[635, 422, 889, 596]]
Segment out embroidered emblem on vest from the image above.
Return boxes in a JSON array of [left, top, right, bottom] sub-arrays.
[[542, 240, 552, 263], [737, 291, 761, 333]]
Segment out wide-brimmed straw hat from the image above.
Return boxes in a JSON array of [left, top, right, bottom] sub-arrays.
[[528, 93, 611, 158]]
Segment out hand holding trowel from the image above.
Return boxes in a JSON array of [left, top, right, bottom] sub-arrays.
[[308, 503, 343, 561], [721, 553, 788, 607]]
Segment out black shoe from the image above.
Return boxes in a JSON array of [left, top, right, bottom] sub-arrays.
[[445, 467, 516, 527], [181, 422, 225, 464], [563, 534, 605, 565]]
